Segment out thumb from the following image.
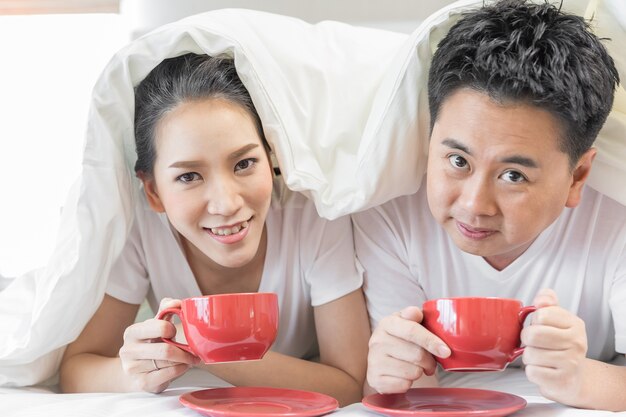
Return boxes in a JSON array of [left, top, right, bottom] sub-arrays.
[[398, 306, 424, 323], [533, 288, 559, 308]]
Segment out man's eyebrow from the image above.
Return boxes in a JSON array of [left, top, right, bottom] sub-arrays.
[[441, 138, 471, 155], [500, 155, 538, 168], [229, 143, 259, 160], [442, 138, 538, 168]]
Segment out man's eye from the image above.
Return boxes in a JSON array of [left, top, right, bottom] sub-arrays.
[[176, 172, 200, 183], [501, 170, 527, 183], [448, 154, 469, 169], [235, 158, 257, 172]]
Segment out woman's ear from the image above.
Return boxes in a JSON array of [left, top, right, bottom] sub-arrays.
[[137, 171, 165, 213], [565, 148, 596, 208]]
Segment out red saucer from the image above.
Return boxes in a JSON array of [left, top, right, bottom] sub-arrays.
[[362, 387, 527, 417], [180, 387, 338, 417]]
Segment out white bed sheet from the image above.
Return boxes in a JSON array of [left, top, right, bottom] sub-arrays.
[[2, 368, 624, 416]]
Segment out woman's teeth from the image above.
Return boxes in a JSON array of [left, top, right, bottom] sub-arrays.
[[211, 221, 249, 236]]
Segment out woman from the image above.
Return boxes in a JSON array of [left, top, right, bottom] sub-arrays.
[[59, 53, 370, 406]]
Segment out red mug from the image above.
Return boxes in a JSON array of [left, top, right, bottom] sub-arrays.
[[157, 293, 279, 363], [422, 297, 536, 371]]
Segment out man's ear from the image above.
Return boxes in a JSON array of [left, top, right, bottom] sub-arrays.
[[137, 172, 165, 213], [565, 148, 596, 208]]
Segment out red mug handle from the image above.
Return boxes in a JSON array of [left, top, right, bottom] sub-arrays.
[[156, 307, 196, 356], [510, 305, 538, 361]]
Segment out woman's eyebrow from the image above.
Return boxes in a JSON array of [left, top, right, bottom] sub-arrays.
[[229, 143, 259, 160], [168, 160, 205, 169]]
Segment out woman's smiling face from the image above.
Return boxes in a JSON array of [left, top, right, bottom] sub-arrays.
[[426, 88, 594, 270], [141, 98, 273, 269]]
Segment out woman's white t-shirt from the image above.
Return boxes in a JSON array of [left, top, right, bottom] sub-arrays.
[[353, 185, 626, 362], [106, 181, 362, 359]]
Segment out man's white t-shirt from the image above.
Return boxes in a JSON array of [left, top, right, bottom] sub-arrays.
[[353, 184, 626, 362], [107, 180, 363, 360]]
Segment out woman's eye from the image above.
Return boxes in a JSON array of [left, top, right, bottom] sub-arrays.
[[235, 158, 257, 172], [176, 172, 200, 183], [448, 154, 469, 170], [501, 170, 527, 183]]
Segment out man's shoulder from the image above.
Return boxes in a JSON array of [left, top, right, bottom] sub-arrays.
[[555, 186, 626, 252], [574, 186, 626, 222]]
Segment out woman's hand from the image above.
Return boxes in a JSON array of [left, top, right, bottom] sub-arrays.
[[118, 298, 199, 393]]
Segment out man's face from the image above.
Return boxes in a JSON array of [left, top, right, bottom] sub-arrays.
[[426, 88, 594, 270]]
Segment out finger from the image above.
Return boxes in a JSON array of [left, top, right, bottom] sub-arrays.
[[525, 363, 562, 389], [522, 346, 563, 369], [148, 358, 196, 372], [369, 374, 414, 395], [522, 323, 586, 351], [384, 314, 450, 358], [139, 363, 191, 394], [377, 337, 438, 371], [121, 340, 200, 374], [124, 318, 177, 342], [157, 298, 181, 314], [533, 288, 558, 308], [530, 307, 583, 329], [369, 336, 437, 377], [372, 353, 427, 380], [153, 341, 200, 365]]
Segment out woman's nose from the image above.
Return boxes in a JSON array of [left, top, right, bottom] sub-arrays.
[[206, 179, 243, 216]]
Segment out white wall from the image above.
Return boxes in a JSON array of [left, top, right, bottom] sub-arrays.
[[0, 14, 128, 277]]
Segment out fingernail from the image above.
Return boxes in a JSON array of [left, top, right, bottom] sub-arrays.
[[437, 345, 451, 358]]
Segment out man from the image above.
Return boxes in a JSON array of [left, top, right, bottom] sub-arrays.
[[353, 0, 625, 411]]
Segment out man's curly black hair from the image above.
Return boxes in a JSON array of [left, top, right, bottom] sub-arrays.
[[428, 0, 620, 166]]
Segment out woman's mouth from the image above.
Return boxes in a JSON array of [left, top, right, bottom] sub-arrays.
[[205, 219, 251, 244], [456, 221, 496, 240], [209, 220, 249, 236]]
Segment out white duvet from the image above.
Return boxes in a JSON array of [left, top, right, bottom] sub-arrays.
[[1, 0, 624, 386]]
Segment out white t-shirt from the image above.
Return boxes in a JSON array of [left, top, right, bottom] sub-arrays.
[[353, 184, 626, 362], [107, 180, 363, 360]]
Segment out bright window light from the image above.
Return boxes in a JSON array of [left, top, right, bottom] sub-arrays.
[[0, 14, 128, 277]]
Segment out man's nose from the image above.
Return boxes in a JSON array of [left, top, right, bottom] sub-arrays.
[[457, 174, 498, 217]]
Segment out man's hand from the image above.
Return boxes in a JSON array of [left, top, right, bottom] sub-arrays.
[[522, 288, 588, 405], [367, 306, 451, 394]]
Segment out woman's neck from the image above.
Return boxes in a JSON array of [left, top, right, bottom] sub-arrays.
[[181, 225, 267, 295]]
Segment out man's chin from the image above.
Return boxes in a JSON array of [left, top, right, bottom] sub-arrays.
[[450, 234, 494, 257]]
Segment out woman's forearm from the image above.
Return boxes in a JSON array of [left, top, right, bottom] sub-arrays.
[[60, 353, 131, 393]]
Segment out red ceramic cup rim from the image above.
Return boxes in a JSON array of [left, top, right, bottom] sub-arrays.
[[423, 296, 522, 305], [185, 292, 276, 301]]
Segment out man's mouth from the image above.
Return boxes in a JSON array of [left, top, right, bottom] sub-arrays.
[[456, 221, 496, 240]]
